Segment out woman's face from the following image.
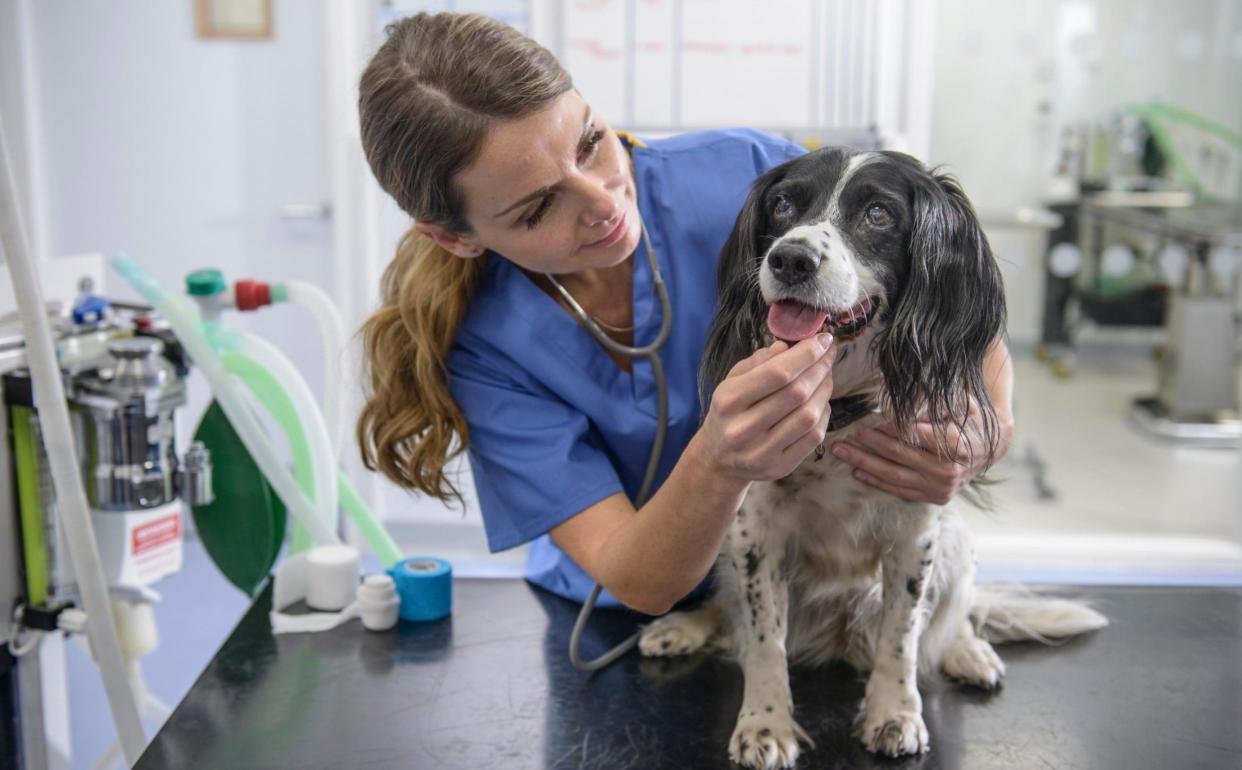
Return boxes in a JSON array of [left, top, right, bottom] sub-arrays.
[[425, 90, 641, 276]]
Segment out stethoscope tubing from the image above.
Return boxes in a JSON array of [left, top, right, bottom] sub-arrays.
[[555, 219, 673, 672]]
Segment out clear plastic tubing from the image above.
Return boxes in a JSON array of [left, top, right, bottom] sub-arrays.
[[1, 135, 146, 760], [223, 349, 402, 568], [110, 254, 339, 547], [282, 280, 348, 462], [219, 329, 339, 539]]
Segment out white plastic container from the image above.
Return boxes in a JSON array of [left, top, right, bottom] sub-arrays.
[[357, 574, 400, 631], [305, 545, 360, 612]]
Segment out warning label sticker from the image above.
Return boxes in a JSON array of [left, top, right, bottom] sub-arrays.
[[131, 513, 181, 556]]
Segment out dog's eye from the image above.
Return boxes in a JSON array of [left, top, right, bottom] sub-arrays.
[[773, 194, 795, 220], [866, 204, 893, 228]]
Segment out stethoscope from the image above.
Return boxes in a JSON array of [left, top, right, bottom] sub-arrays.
[[544, 216, 673, 671]]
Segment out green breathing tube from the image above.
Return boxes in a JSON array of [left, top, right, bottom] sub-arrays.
[[110, 254, 401, 567], [1125, 100, 1242, 201], [223, 350, 401, 568]]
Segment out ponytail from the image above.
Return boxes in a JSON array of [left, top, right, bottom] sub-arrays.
[[357, 229, 486, 502]]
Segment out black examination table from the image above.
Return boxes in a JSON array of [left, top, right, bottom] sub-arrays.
[[135, 579, 1242, 769]]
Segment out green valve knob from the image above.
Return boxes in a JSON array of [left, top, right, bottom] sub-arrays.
[[186, 269, 227, 296]]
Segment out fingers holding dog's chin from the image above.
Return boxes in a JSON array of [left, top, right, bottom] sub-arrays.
[[735, 334, 834, 401], [730, 340, 789, 378]]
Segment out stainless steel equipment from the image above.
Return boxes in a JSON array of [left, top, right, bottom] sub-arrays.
[[4, 313, 213, 611], [72, 337, 211, 512], [1076, 200, 1242, 446]]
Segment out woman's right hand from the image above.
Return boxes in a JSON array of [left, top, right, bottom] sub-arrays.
[[696, 333, 837, 482]]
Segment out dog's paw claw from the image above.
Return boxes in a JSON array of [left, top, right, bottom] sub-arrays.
[[638, 612, 713, 657], [858, 710, 929, 757], [943, 635, 1006, 690], [728, 712, 808, 770]]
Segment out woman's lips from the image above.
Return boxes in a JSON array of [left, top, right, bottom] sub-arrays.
[[586, 211, 627, 248]]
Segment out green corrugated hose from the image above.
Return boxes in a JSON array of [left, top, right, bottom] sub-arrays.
[[1127, 101, 1242, 201], [192, 350, 402, 595]]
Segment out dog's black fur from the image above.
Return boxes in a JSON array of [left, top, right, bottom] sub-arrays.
[[701, 148, 1007, 466], [639, 148, 1106, 767]]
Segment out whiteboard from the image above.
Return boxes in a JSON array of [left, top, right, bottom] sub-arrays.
[[374, 0, 898, 135]]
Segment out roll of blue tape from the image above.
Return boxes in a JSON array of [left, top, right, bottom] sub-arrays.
[[387, 557, 452, 622]]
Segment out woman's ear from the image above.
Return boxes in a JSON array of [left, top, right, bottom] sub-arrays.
[[413, 221, 485, 259]]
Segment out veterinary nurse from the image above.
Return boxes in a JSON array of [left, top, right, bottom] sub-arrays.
[[354, 13, 1014, 616]]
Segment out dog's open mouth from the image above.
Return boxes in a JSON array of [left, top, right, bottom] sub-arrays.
[[767, 296, 880, 343]]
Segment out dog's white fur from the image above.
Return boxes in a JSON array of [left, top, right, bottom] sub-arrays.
[[641, 407, 1107, 767], [638, 151, 1108, 769]]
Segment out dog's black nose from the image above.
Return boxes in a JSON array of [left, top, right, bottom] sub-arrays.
[[767, 243, 820, 286]]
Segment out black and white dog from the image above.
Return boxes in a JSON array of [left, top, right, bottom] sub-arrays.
[[638, 148, 1106, 768]]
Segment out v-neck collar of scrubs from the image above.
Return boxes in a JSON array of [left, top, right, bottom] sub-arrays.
[[483, 241, 664, 418], [481, 140, 665, 419]]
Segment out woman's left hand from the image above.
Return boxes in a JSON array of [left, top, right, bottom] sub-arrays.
[[830, 401, 1012, 505]]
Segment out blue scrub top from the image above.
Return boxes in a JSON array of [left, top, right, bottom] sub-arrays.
[[446, 128, 805, 608]]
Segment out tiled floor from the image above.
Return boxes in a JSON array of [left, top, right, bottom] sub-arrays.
[[966, 343, 1242, 582]]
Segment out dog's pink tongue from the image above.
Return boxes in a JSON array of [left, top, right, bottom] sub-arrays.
[[767, 301, 829, 342]]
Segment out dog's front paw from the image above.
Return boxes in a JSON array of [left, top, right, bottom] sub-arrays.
[[942, 633, 1006, 690], [857, 710, 929, 757], [638, 612, 714, 657], [728, 711, 809, 770]]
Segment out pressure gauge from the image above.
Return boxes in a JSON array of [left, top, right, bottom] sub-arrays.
[[1209, 246, 1241, 280], [1100, 243, 1135, 277], [1157, 243, 1190, 285], [1048, 242, 1082, 278]]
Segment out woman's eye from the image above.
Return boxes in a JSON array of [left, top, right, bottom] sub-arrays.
[[773, 194, 795, 220], [579, 129, 605, 162], [524, 196, 553, 229], [866, 204, 893, 227]]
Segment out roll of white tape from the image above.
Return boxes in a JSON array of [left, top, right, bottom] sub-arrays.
[[305, 545, 361, 611]]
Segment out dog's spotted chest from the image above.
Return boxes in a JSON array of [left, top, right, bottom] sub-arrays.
[[750, 414, 892, 584]]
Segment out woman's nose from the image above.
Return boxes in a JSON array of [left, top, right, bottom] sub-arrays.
[[580, 176, 620, 226]]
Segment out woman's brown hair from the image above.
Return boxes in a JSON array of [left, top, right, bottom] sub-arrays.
[[356, 12, 572, 502]]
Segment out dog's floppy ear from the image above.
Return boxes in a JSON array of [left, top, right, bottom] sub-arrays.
[[699, 165, 787, 411], [878, 158, 1007, 465]]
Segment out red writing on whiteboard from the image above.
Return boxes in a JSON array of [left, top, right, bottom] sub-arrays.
[[684, 41, 804, 56], [567, 38, 623, 60]]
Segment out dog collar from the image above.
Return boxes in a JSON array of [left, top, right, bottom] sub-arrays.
[[814, 393, 878, 461]]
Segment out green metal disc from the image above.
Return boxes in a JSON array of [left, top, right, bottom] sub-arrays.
[[191, 400, 285, 597]]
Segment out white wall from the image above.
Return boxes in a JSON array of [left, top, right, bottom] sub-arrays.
[[0, 0, 46, 262], [11, 6, 338, 768], [929, 0, 1242, 345], [26, 1, 334, 423], [13, 0, 1236, 581]]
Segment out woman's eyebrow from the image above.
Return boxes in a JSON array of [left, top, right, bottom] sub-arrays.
[[493, 108, 594, 220], [495, 185, 552, 220]]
